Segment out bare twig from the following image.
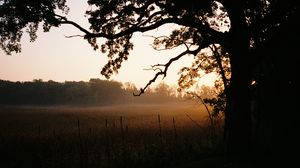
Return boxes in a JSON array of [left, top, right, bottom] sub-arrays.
[[143, 67, 163, 72], [65, 35, 85, 38], [185, 113, 203, 129]]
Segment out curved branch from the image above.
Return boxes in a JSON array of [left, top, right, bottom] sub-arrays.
[[58, 16, 225, 43], [133, 47, 201, 96]]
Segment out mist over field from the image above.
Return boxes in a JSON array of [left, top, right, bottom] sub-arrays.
[[0, 101, 210, 136], [0, 79, 223, 168]]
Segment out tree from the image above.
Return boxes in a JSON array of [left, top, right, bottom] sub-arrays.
[[1, 0, 298, 165]]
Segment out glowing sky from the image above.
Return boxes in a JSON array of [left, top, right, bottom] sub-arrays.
[[0, 1, 215, 88]]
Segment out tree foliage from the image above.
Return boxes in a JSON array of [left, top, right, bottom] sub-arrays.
[[0, 0, 69, 54]]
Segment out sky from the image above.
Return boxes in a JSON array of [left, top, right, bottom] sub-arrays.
[[0, 0, 215, 88]]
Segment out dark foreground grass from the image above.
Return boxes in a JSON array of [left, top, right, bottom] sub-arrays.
[[0, 104, 224, 168]]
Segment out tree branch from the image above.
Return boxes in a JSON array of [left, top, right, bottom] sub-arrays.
[[209, 44, 229, 91], [133, 47, 201, 96], [58, 15, 225, 43], [59, 20, 92, 36]]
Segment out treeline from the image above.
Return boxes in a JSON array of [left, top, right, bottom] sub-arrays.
[[0, 78, 180, 106]]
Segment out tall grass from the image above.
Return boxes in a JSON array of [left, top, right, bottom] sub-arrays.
[[0, 104, 224, 168]]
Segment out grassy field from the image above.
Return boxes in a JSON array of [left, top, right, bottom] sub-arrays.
[[0, 102, 224, 168]]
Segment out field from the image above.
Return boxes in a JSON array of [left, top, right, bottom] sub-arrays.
[[0, 102, 224, 168]]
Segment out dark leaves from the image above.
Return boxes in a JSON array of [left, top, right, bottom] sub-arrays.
[[0, 0, 68, 54], [100, 34, 133, 79]]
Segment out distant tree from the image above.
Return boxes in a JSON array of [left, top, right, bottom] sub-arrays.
[[154, 82, 172, 96], [0, 79, 132, 105], [122, 82, 137, 92], [1, 0, 298, 165]]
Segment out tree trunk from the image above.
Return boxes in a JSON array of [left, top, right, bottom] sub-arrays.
[[222, 0, 253, 163], [225, 48, 252, 158]]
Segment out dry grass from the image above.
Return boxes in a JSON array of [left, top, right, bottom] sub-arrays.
[[0, 101, 223, 168]]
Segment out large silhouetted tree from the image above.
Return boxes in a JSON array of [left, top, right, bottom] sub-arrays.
[[1, 0, 298, 166]]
